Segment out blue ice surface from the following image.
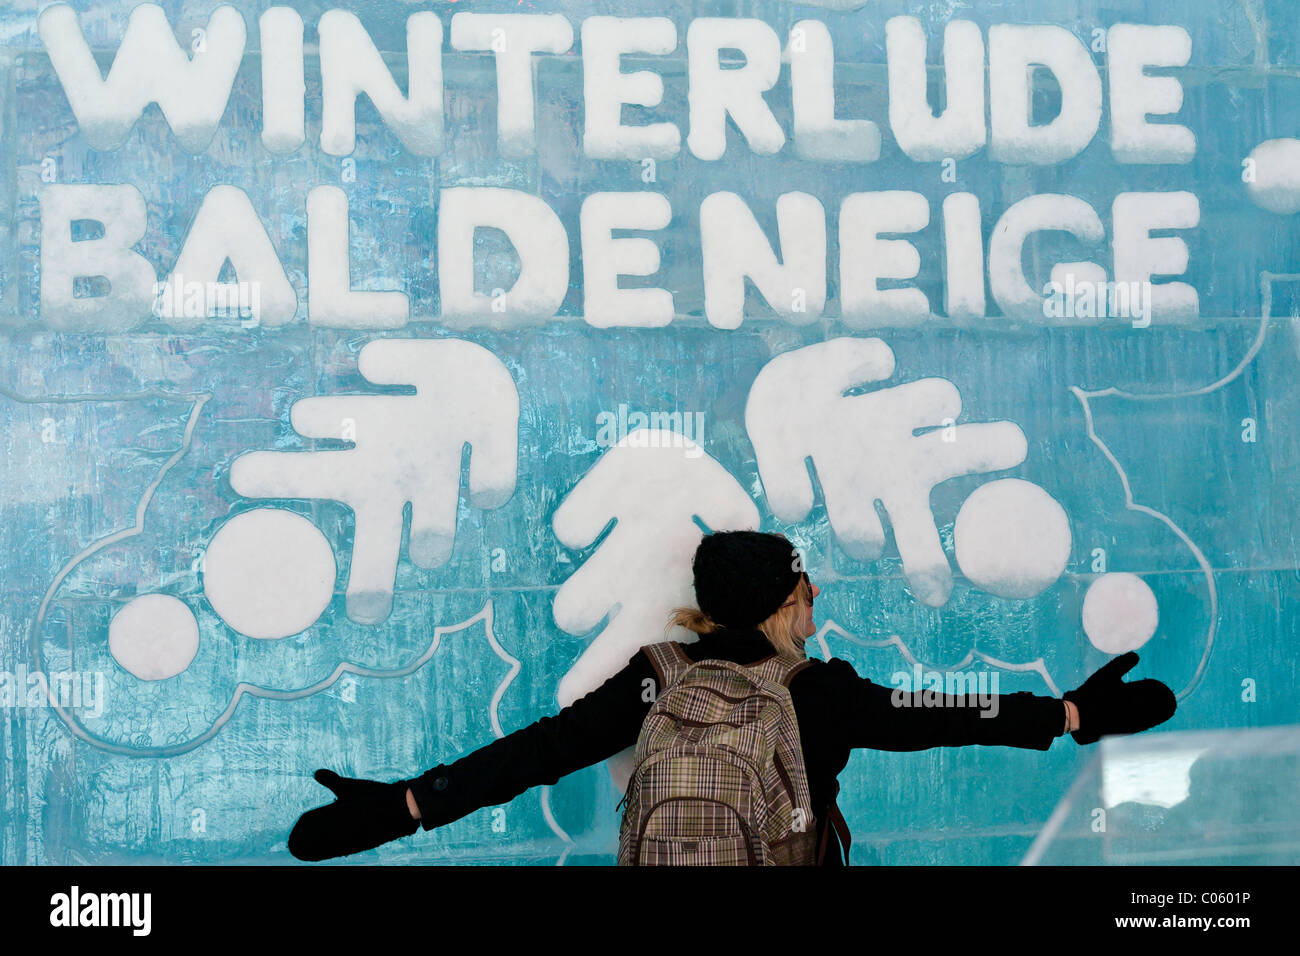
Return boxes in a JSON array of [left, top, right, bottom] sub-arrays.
[[1023, 725, 1300, 865], [1, 0, 1298, 865]]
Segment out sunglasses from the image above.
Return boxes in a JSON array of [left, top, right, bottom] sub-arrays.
[[780, 572, 815, 609]]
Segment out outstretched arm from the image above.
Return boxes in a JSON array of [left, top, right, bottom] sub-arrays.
[[407, 650, 658, 831], [826, 650, 1179, 753], [822, 658, 1073, 752], [288, 649, 659, 860]]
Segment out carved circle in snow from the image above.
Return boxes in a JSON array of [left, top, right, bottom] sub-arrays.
[[1244, 139, 1300, 215], [202, 508, 336, 639], [1081, 572, 1159, 654], [109, 593, 200, 680], [953, 478, 1071, 598]]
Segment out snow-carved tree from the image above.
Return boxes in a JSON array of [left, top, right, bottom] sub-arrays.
[[552, 427, 759, 793]]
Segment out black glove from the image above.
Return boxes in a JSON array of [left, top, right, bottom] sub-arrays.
[[287, 769, 419, 861], [1063, 651, 1177, 745]]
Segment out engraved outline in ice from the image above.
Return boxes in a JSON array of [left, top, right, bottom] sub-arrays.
[[1062, 272, 1288, 702]]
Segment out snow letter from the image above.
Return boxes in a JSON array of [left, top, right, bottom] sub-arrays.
[[39, 185, 156, 331], [582, 17, 680, 160], [789, 20, 880, 162], [989, 25, 1101, 165], [438, 187, 569, 326], [260, 7, 305, 154], [886, 16, 985, 162], [1107, 25, 1195, 164], [160, 186, 296, 327], [942, 193, 985, 321], [988, 194, 1106, 322], [451, 13, 573, 158], [38, 2, 245, 152], [701, 192, 826, 329], [1112, 192, 1200, 321], [319, 10, 443, 156], [839, 191, 930, 326], [687, 18, 785, 160], [581, 192, 674, 328], [307, 186, 408, 328]]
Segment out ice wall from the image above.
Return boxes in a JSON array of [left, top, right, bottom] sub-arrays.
[[1, 0, 1298, 865]]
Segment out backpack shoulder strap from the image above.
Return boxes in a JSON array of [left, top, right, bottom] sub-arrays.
[[641, 640, 694, 691], [643, 641, 817, 694], [749, 653, 816, 690], [818, 781, 852, 866]]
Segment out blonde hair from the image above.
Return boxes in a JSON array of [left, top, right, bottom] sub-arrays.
[[665, 575, 811, 662]]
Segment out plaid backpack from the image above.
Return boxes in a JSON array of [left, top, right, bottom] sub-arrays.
[[617, 640, 843, 866]]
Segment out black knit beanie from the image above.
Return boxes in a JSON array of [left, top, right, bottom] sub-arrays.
[[692, 530, 805, 630]]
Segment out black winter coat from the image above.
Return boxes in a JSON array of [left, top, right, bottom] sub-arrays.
[[407, 626, 1070, 865]]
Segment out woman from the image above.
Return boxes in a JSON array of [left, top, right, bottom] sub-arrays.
[[288, 530, 1177, 864]]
